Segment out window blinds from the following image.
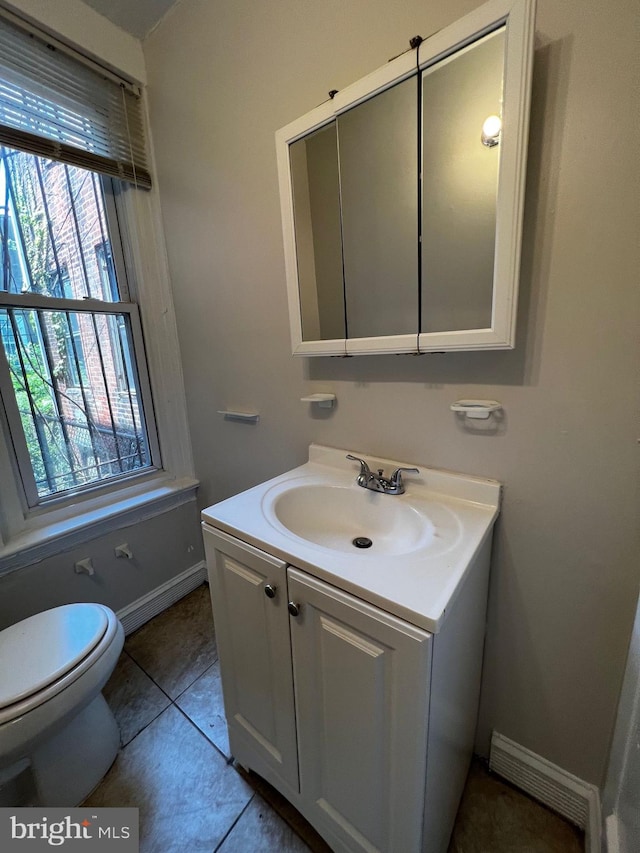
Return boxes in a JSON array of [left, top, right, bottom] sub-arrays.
[[0, 12, 151, 189]]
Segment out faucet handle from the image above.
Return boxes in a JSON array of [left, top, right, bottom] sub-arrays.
[[346, 454, 373, 485], [346, 454, 371, 474], [390, 466, 419, 486]]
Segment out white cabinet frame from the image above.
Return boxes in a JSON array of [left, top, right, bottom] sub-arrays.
[[275, 0, 535, 356], [203, 522, 494, 853]]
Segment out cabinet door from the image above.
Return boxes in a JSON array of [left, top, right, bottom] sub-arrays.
[[288, 568, 432, 853], [203, 528, 299, 791]]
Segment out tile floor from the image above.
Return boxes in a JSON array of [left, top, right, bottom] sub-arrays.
[[86, 584, 585, 853]]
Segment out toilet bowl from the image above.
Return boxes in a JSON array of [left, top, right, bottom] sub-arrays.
[[0, 603, 124, 807]]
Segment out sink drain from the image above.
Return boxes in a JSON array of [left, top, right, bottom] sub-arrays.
[[352, 536, 373, 549]]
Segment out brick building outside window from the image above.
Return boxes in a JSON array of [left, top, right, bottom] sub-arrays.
[[0, 146, 153, 501]]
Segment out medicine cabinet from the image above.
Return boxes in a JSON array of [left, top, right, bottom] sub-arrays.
[[276, 0, 535, 356]]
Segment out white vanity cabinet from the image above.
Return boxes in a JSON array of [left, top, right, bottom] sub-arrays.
[[202, 522, 492, 853], [287, 566, 432, 853], [204, 530, 299, 792]]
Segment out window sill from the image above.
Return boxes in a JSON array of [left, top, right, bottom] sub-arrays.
[[0, 473, 199, 576]]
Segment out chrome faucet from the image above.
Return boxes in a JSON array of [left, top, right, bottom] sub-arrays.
[[346, 454, 419, 496]]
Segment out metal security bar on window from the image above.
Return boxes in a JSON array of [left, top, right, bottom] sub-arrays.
[[0, 305, 151, 501], [0, 146, 127, 300], [0, 144, 159, 506]]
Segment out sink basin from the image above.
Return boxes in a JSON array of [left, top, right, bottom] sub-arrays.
[[203, 445, 500, 631], [263, 482, 436, 555]]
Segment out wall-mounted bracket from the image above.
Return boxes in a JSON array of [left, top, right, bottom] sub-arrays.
[[218, 410, 260, 423], [301, 393, 336, 409], [450, 400, 502, 420], [115, 543, 133, 559], [74, 557, 94, 575]]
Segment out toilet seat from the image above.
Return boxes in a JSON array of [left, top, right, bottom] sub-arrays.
[[0, 602, 124, 806], [0, 604, 117, 725]]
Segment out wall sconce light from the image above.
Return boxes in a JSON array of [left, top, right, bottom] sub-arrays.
[[481, 114, 502, 147]]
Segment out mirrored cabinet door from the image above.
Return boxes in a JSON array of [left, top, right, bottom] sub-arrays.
[[421, 28, 504, 334], [339, 76, 418, 340], [289, 124, 344, 342]]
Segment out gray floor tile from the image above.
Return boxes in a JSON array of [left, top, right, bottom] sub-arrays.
[[176, 660, 230, 759], [103, 651, 171, 746], [217, 794, 311, 853], [84, 705, 252, 853], [448, 759, 584, 852], [235, 767, 332, 853], [124, 585, 217, 699]]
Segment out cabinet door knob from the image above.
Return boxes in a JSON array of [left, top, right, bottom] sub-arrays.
[[287, 601, 301, 617], [264, 583, 277, 599]]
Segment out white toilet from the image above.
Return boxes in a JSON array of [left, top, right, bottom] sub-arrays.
[[0, 602, 124, 806]]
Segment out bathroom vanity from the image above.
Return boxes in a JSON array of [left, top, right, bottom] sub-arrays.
[[201, 445, 500, 853]]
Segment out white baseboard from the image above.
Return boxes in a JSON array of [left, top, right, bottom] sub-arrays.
[[116, 561, 207, 635], [490, 732, 601, 853], [605, 813, 621, 853]]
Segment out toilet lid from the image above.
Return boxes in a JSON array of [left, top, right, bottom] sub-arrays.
[[0, 604, 109, 709]]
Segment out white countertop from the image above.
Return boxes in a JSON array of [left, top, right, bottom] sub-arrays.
[[201, 444, 501, 633]]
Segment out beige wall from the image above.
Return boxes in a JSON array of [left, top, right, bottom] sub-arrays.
[[0, 501, 204, 630], [143, 0, 640, 786], [4, 0, 146, 82]]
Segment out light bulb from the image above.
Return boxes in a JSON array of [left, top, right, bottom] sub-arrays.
[[481, 114, 502, 147]]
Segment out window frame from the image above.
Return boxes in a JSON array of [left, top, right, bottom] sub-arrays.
[[0, 168, 197, 572], [0, 295, 162, 510], [0, 161, 162, 508]]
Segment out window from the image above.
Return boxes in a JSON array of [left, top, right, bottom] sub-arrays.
[[0, 10, 195, 569], [0, 11, 161, 513], [0, 147, 159, 504]]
